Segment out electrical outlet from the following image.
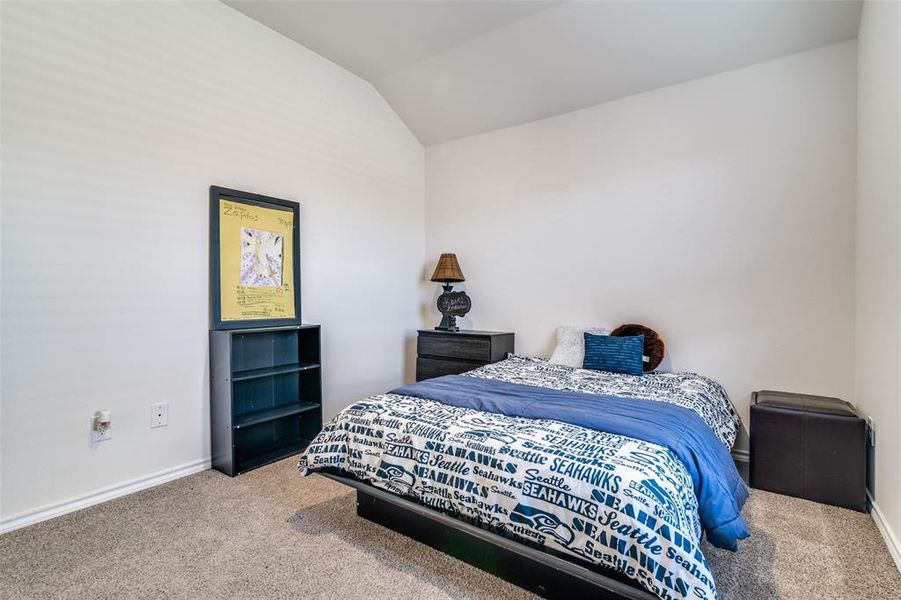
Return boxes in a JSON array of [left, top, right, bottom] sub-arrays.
[[151, 402, 169, 429], [90, 411, 112, 443], [867, 416, 876, 446]]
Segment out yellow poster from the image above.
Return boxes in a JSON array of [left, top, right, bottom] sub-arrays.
[[219, 198, 295, 322]]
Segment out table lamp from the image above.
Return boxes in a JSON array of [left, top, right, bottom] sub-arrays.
[[430, 253, 471, 331]]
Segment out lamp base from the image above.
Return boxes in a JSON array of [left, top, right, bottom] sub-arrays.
[[434, 283, 470, 332], [435, 314, 459, 332]]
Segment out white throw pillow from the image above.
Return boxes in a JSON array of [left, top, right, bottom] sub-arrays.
[[548, 326, 611, 368]]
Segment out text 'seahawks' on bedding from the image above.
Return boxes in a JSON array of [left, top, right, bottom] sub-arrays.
[[299, 355, 748, 600]]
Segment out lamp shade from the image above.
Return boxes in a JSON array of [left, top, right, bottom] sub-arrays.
[[430, 253, 465, 283]]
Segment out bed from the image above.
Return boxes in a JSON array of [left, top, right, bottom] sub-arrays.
[[299, 354, 748, 599]]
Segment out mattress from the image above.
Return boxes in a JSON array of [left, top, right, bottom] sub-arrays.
[[299, 355, 746, 600]]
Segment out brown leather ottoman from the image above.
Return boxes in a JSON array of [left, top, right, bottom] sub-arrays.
[[750, 390, 867, 512]]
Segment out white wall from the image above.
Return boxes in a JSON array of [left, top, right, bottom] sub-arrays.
[[0, 1, 424, 523], [855, 0, 900, 567], [0, 1, 878, 542], [425, 42, 858, 451]]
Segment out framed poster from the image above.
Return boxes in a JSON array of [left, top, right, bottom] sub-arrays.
[[210, 186, 301, 329]]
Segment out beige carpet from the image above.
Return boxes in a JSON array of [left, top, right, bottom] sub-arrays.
[[1, 457, 898, 599]]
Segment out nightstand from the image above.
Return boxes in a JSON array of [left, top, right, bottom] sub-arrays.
[[750, 390, 867, 512], [416, 329, 514, 382]]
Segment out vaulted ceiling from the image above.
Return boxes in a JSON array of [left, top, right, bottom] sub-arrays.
[[226, 1, 862, 146]]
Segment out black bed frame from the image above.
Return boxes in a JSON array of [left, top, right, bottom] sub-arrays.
[[322, 472, 655, 599]]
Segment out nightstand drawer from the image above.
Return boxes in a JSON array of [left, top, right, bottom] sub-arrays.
[[418, 333, 491, 361], [416, 356, 483, 381]]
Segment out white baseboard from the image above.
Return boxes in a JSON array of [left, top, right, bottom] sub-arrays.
[[731, 448, 750, 464], [0, 458, 211, 535], [3, 456, 896, 576], [869, 492, 901, 573]]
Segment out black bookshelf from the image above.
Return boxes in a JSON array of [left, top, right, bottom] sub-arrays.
[[210, 325, 322, 476]]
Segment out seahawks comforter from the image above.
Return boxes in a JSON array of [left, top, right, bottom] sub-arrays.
[[299, 355, 747, 600]]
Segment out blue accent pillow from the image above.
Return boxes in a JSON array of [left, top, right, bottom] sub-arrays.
[[582, 333, 645, 376]]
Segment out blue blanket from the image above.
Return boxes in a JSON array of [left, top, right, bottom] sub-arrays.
[[391, 375, 749, 550]]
